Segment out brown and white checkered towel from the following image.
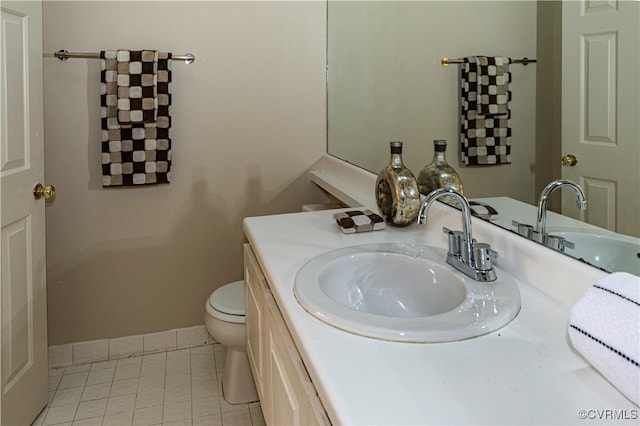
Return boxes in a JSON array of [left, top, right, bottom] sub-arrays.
[[333, 210, 386, 234], [100, 50, 172, 186], [116, 50, 159, 125], [460, 56, 512, 166]]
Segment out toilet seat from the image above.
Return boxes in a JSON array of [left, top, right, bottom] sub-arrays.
[[206, 280, 245, 324]]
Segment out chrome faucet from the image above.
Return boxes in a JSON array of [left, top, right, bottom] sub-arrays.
[[535, 179, 588, 235], [418, 188, 497, 282]]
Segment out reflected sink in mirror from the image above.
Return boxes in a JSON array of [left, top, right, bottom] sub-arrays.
[[294, 243, 521, 343], [547, 228, 640, 276]]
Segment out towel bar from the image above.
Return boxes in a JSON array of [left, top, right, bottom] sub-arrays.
[[55, 49, 195, 64], [441, 57, 535, 67]]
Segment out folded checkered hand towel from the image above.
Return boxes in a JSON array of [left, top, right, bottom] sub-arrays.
[[100, 50, 172, 187], [333, 210, 385, 234], [116, 50, 159, 125]]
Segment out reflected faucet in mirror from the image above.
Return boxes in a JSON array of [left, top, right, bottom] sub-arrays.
[[513, 180, 587, 252], [418, 188, 497, 282], [536, 179, 588, 235]]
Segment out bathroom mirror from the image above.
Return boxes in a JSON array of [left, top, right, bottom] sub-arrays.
[[327, 0, 640, 274]]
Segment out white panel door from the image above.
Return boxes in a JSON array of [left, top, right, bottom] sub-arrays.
[[562, 0, 640, 237], [0, 1, 48, 424]]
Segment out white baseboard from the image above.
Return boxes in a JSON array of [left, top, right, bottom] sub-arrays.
[[48, 325, 214, 368]]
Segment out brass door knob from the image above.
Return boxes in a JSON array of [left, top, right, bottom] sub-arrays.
[[33, 183, 56, 200], [561, 154, 578, 167]]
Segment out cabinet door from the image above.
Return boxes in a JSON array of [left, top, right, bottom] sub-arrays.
[[244, 244, 266, 400], [265, 293, 308, 426], [245, 243, 332, 425], [307, 393, 332, 426]]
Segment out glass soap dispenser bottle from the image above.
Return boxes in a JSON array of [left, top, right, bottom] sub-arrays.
[[417, 139, 464, 206], [375, 141, 421, 226]]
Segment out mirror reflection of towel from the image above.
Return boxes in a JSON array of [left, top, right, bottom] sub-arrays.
[[460, 56, 512, 166]]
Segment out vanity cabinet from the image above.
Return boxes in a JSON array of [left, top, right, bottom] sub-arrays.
[[245, 243, 267, 399], [244, 244, 331, 426]]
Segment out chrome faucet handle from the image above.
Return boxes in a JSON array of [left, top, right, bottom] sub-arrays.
[[442, 227, 464, 257], [531, 231, 545, 244], [487, 245, 499, 261], [511, 220, 534, 238], [472, 243, 495, 272], [544, 234, 575, 252]]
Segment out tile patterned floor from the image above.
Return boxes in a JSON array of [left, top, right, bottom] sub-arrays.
[[33, 344, 265, 426]]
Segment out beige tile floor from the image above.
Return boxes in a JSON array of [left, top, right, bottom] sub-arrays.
[[33, 344, 265, 426]]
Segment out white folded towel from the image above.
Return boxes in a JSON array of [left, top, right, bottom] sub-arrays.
[[568, 272, 640, 406]]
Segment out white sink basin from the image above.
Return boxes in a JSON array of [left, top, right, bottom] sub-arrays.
[[294, 243, 521, 342], [548, 229, 640, 275]]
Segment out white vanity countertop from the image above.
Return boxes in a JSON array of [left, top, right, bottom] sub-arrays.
[[243, 207, 637, 425]]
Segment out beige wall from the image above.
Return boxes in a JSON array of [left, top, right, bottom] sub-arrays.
[[43, 1, 328, 345]]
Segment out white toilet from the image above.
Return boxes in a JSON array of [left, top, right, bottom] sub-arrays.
[[204, 280, 258, 404]]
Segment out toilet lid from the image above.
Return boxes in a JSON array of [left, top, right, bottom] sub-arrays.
[[208, 280, 245, 316]]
